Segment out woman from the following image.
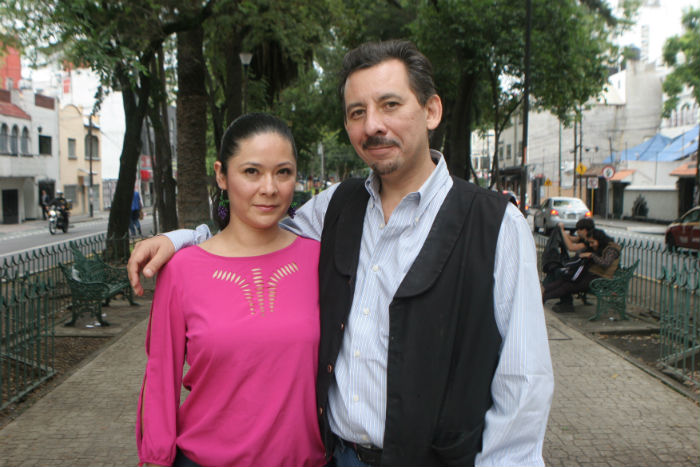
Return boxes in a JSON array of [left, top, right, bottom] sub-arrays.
[[136, 113, 326, 467], [542, 228, 621, 305]]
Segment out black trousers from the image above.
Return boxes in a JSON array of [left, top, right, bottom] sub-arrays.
[[172, 448, 202, 467], [543, 270, 597, 303]]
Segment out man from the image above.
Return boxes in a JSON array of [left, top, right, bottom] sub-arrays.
[[40, 189, 49, 220], [130, 189, 143, 237], [49, 190, 70, 226], [128, 40, 553, 466], [554, 218, 595, 312]]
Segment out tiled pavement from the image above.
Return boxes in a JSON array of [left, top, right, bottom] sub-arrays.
[[0, 302, 698, 466]]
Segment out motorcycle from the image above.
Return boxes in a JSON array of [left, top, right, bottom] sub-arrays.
[[48, 205, 70, 234]]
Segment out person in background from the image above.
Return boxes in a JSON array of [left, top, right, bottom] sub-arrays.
[[543, 228, 621, 306], [130, 190, 143, 237], [136, 113, 325, 467], [40, 189, 49, 220], [554, 217, 596, 312], [49, 190, 70, 226], [129, 40, 553, 466]]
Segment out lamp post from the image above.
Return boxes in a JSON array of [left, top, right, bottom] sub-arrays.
[[239, 52, 253, 114]]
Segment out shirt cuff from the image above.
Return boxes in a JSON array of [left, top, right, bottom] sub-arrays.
[[163, 224, 212, 252]]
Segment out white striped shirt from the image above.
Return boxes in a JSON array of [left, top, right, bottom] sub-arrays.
[[166, 151, 554, 466]]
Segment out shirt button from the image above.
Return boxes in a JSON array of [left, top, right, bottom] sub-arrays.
[[354, 350, 360, 357], [414, 216, 420, 223], [372, 264, 379, 272], [363, 308, 369, 315], [379, 223, 385, 229], [327, 364, 333, 373], [362, 434, 369, 442], [353, 394, 359, 402]]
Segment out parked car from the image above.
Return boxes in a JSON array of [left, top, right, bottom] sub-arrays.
[[665, 207, 700, 251], [533, 197, 592, 234]]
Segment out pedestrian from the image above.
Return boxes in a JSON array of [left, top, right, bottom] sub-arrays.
[[136, 113, 326, 467], [129, 40, 553, 466], [40, 189, 49, 220], [130, 190, 142, 237]]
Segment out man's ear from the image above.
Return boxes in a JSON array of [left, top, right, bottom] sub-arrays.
[[425, 94, 443, 131]]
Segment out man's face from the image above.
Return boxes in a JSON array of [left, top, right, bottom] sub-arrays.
[[342, 59, 441, 181], [576, 228, 589, 240]]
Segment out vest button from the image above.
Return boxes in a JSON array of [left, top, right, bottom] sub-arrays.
[[340, 322, 345, 330], [327, 364, 333, 373], [319, 406, 324, 415]]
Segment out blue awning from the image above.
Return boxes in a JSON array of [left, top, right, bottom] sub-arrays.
[[655, 125, 699, 162], [603, 133, 672, 163]]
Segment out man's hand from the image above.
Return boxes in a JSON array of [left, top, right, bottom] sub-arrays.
[[127, 236, 175, 296]]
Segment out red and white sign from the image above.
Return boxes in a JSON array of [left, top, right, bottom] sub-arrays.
[[602, 165, 615, 180]]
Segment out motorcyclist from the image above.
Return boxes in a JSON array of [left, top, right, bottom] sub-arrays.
[[49, 191, 70, 227]]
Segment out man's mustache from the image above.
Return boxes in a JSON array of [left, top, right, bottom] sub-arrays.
[[362, 136, 400, 150]]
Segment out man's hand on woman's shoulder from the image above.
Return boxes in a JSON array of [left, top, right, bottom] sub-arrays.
[[127, 236, 176, 295]]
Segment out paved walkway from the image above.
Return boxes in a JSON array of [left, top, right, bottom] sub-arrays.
[[0, 299, 697, 467]]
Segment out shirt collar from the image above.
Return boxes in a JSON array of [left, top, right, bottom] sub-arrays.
[[363, 149, 451, 211]]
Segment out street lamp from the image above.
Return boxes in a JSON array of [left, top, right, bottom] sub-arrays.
[[239, 52, 253, 114], [87, 112, 95, 217]]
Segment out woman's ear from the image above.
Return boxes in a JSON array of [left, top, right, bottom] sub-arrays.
[[214, 161, 227, 190]]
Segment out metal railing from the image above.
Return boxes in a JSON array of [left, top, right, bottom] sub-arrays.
[[0, 234, 135, 409], [658, 266, 699, 387]]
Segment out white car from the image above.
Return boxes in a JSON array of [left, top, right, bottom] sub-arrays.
[[533, 197, 592, 234]]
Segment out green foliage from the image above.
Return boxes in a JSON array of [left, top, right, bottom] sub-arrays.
[[662, 8, 700, 118]]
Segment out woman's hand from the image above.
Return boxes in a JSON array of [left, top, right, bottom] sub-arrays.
[[579, 252, 592, 258]]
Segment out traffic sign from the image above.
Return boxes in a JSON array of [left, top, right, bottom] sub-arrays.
[[587, 177, 599, 189], [576, 163, 587, 175], [602, 165, 615, 180], [544, 178, 552, 186]]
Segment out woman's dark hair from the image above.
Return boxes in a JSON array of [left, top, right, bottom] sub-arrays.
[[589, 228, 612, 252], [212, 113, 297, 230], [338, 40, 437, 110]]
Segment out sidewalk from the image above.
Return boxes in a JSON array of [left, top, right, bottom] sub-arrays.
[[0, 300, 698, 466], [0, 211, 111, 238]]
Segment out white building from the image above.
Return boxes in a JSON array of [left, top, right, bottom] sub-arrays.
[[0, 87, 59, 223]]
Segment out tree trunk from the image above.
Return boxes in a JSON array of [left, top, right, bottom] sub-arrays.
[[106, 65, 152, 260], [445, 71, 478, 180], [149, 48, 179, 232], [177, 25, 211, 229]]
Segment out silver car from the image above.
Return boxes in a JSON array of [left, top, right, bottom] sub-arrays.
[[533, 197, 592, 234]]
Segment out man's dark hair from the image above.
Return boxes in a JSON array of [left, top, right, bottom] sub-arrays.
[[575, 217, 595, 233], [338, 40, 437, 108]]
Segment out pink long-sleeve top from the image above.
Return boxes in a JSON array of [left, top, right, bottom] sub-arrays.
[[136, 237, 326, 467]]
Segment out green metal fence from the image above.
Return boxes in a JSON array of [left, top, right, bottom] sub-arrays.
[[658, 266, 700, 388], [0, 234, 134, 409], [0, 274, 55, 410]]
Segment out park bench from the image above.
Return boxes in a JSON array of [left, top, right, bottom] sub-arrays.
[[59, 246, 136, 326], [588, 260, 640, 321]]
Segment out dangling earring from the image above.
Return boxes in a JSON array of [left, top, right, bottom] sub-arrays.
[[218, 189, 229, 220], [287, 204, 296, 219]]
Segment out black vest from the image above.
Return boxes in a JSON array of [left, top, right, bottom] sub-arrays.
[[317, 177, 508, 466]]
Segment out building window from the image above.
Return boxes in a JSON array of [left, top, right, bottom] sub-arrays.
[[498, 143, 504, 161], [0, 124, 7, 153], [85, 134, 99, 160], [39, 135, 52, 155], [506, 144, 512, 160], [68, 138, 77, 159], [21, 127, 30, 154], [10, 125, 19, 155]]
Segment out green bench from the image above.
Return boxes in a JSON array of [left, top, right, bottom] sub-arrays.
[[588, 260, 640, 321], [59, 246, 136, 326]]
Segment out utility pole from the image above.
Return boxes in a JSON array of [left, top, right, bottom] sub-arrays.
[[87, 112, 94, 218]]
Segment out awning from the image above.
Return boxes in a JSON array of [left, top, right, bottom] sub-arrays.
[[669, 162, 697, 178], [77, 168, 98, 176], [140, 169, 152, 181], [610, 169, 635, 181]]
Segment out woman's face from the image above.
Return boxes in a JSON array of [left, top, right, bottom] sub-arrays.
[[588, 237, 599, 251], [214, 131, 296, 232]]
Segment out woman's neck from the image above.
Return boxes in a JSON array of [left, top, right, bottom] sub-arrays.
[[201, 222, 296, 257]]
